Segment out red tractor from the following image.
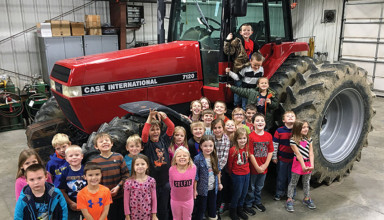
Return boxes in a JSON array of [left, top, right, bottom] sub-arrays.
[[28, 0, 374, 185]]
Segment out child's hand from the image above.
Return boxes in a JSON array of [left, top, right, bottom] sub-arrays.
[[256, 166, 264, 174], [226, 84, 231, 88], [152, 214, 158, 220], [111, 185, 120, 197], [69, 202, 79, 211], [302, 166, 309, 173], [157, 111, 167, 120], [149, 109, 158, 120], [218, 183, 223, 191], [225, 67, 231, 74], [226, 33, 233, 40], [126, 215, 131, 220], [266, 98, 271, 104], [194, 190, 198, 199], [272, 159, 278, 164]]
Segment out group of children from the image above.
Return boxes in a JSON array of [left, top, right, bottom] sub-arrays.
[[14, 23, 316, 220]]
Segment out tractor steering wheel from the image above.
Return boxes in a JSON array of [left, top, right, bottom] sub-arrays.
[[198, 17, 221, 32]]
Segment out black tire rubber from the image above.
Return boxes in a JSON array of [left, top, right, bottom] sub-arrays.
[[82, 115, 146, 163], [270, 57, 375, 184], [33, 96, 65, 123]]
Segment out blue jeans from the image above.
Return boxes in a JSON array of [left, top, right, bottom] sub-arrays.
[[231, 173, 250, 208], [194, 190, 217, 219], [245, 173, 266, 207], [275, 160, 293, 197]]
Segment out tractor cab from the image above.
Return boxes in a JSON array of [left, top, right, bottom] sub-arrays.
[[168, 0, 295, 99]]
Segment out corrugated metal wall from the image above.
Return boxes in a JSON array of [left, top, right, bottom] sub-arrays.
[[291, 0, 343, 62], [0, 0, 164, 88]]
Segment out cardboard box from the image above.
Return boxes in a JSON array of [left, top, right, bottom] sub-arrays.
[[85, 15, 102, 35], [50, 20, 71, 37], [36, 23, 52, 37], [70, 22, 85, 36], [85, 15, 101, 28]]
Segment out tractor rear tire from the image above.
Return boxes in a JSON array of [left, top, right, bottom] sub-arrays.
[[82, 115, 146, 162], [270, 57, 375, 184]]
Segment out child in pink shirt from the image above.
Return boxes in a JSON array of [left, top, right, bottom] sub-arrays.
[[169, 147, 196, 220]]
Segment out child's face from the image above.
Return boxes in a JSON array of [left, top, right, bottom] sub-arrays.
[[225, 121, 236, 133], [233, 111, 245, 124], [26, 169, 47, 193], [22, 155, 39, 171], [191, 102, 202, 115], [237, 134, 247, 148], [192, 126, 205, 139], [254, 116, 266, 131], [200, 99, 209, 110], [213, 122, 224, 138], [66, 150, 83, 167], [258, 78, 269, 91], [245, 109, 256, 122], [175, 151, 189, 166], [239, 25, 253, 39], [283, 113, 296, 124], [134, 158, 148, 175], [214, 103, 227, 115], [203, 114, 214, 124], [301, 122, 309, 136], [126, 142, 142, 156], [84, 169, 102, 187], [250, 59, 263, 72], [149, 125, 161, 142], [54, 143, 69, 158], [95, 136, 113, 153], [174, 131, 186, 146], [201, 140, 214, 156]]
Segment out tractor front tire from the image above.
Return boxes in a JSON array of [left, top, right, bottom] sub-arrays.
[[34, 96, 65, 123], [271, 57, 375, 184]]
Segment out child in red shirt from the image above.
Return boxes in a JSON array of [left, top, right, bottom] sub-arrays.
[[227, 128, 251, 220], [246, 113, 274, 214]]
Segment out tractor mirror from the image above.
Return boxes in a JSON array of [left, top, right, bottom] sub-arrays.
[[231, 0, 248, 17]]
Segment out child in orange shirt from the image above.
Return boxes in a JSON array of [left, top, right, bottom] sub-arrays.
[[77, 162, 112, 220]]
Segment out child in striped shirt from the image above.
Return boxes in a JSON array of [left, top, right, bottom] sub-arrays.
[[91, 132, 129, 219]]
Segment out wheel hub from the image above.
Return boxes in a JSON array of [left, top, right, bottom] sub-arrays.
[[320, 88, 364, 163]]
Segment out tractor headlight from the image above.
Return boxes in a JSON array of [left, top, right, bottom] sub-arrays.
[[62, 85, 82, 97], [50, 79, 56, 91]]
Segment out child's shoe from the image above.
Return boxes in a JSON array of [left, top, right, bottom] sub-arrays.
[[274, 194, 281, 201], [229, 208, 239, 220], [254, 203, 266, 212], [286, 200, 294, 212], [303, 198, 316, 209], [243, 206, 256, 216], [237, 207, 249, 220]]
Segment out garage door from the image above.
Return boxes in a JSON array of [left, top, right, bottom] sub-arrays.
[[340, 0, 384, 94]]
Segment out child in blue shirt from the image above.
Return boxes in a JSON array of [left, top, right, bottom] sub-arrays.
[[46, 133, 71, 184], [124, 134, 143, 175], [58, 145, 86, 220]]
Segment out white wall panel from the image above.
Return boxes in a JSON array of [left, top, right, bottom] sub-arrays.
[[0, 0, 110, 88], [292, 0, 343, 62]]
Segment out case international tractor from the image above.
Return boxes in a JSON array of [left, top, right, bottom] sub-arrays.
[[27, 0, 374, 185]]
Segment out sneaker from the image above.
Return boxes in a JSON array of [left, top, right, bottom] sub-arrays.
[[237, 207, 249, 220], [303, 198, 316, 209], [286, 200, 294, 212], [254, 203, 266, 212], [274, 195, 281, 201], [243, 207, 256, 216]]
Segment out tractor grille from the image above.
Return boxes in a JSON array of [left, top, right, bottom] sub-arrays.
[[53, 93, 84, 130], [51, 65, 71, 83]]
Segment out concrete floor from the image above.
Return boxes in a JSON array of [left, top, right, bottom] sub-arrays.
[[2, 98, 384, 220]]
